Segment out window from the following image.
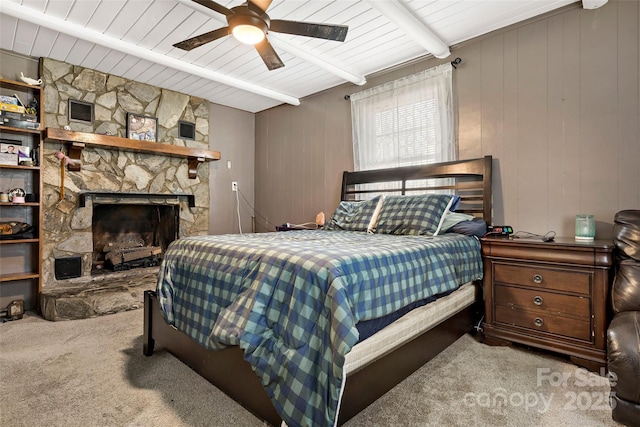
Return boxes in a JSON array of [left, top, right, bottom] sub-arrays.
[[350, 63, 455, 172]]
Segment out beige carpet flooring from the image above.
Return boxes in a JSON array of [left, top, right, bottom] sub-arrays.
[[0, 309, 621, 427]]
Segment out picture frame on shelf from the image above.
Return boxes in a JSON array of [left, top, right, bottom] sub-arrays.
[[126, 113, 157, 142], [1, 141, 21, 154]]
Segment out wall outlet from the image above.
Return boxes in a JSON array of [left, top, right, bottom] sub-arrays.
[[231, 181, 238, 192]]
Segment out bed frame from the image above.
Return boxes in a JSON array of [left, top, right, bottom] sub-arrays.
[[143, 155, 492, 426]]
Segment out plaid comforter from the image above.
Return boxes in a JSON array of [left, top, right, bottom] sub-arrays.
[[157, 230, 482, 427]]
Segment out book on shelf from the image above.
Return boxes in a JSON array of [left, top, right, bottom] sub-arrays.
[[0, 117, 40, 130], [0, 102, 26, 114], [0, 95, 19, 104], [0, 110, 37, 122]]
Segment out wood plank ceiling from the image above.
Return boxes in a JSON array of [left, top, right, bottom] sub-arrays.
[[1, 0, 593, 113]]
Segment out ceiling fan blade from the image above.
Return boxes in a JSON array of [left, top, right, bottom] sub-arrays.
[[173, 27, 230, 51], [270, 20, 348, 42], [255, 38, 284, 70], [190, 0, 234, 16], [247, 0, 273, 14]]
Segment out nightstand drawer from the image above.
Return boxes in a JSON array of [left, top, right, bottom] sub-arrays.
[[495, 305, 591, 341], [494, 285, 590, 318], [494, 263, 590, 295]]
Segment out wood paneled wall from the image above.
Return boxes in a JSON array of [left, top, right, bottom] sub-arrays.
[[255, 91, 353, 232], [209, 104, 255, 235], [255, 0, 639, 238]]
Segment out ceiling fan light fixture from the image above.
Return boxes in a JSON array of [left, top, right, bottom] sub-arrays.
[[232, 24, 265, 44], [230, 14, 267, 45]]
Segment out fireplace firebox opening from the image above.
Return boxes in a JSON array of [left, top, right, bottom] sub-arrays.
[[91, 203, 179, 273]]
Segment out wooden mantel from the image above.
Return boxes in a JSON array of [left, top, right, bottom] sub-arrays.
[[44, 128, 221, 179]]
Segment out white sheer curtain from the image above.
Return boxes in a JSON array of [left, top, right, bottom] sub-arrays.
[[350, 63, 455, 171]]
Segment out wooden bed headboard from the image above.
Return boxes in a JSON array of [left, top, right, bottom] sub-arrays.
[[340, 155, 493, 223]]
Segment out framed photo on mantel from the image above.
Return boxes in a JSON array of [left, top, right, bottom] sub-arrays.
[[126, 113, 157, 142]]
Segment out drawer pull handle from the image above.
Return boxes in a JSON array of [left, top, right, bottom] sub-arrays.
[[533, 296, 543, 306], [534, 317, 544, 327], [533, 274, 543, 284]]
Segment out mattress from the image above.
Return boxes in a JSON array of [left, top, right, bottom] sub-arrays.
[[345, 281, 478, 374]]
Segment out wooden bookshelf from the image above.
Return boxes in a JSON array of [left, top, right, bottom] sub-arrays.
[[0, 77, 43, 311]]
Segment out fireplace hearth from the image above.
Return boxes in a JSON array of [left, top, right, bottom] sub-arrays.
[[41, 192, 190, 321]]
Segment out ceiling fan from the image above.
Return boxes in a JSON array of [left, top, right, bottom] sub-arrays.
[[174, 0, 349, 70]]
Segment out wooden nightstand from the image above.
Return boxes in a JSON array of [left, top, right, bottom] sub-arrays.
[[480, 237, 614, 371]]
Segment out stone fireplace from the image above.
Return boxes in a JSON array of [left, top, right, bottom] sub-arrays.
[[39, 58, 212, 320]]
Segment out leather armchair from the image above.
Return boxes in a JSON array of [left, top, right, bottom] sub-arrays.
[[607, 210, 640, 427]]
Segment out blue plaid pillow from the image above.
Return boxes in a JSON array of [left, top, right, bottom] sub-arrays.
[[376, 194, 455, 235], [324, 196, 382, 232]]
